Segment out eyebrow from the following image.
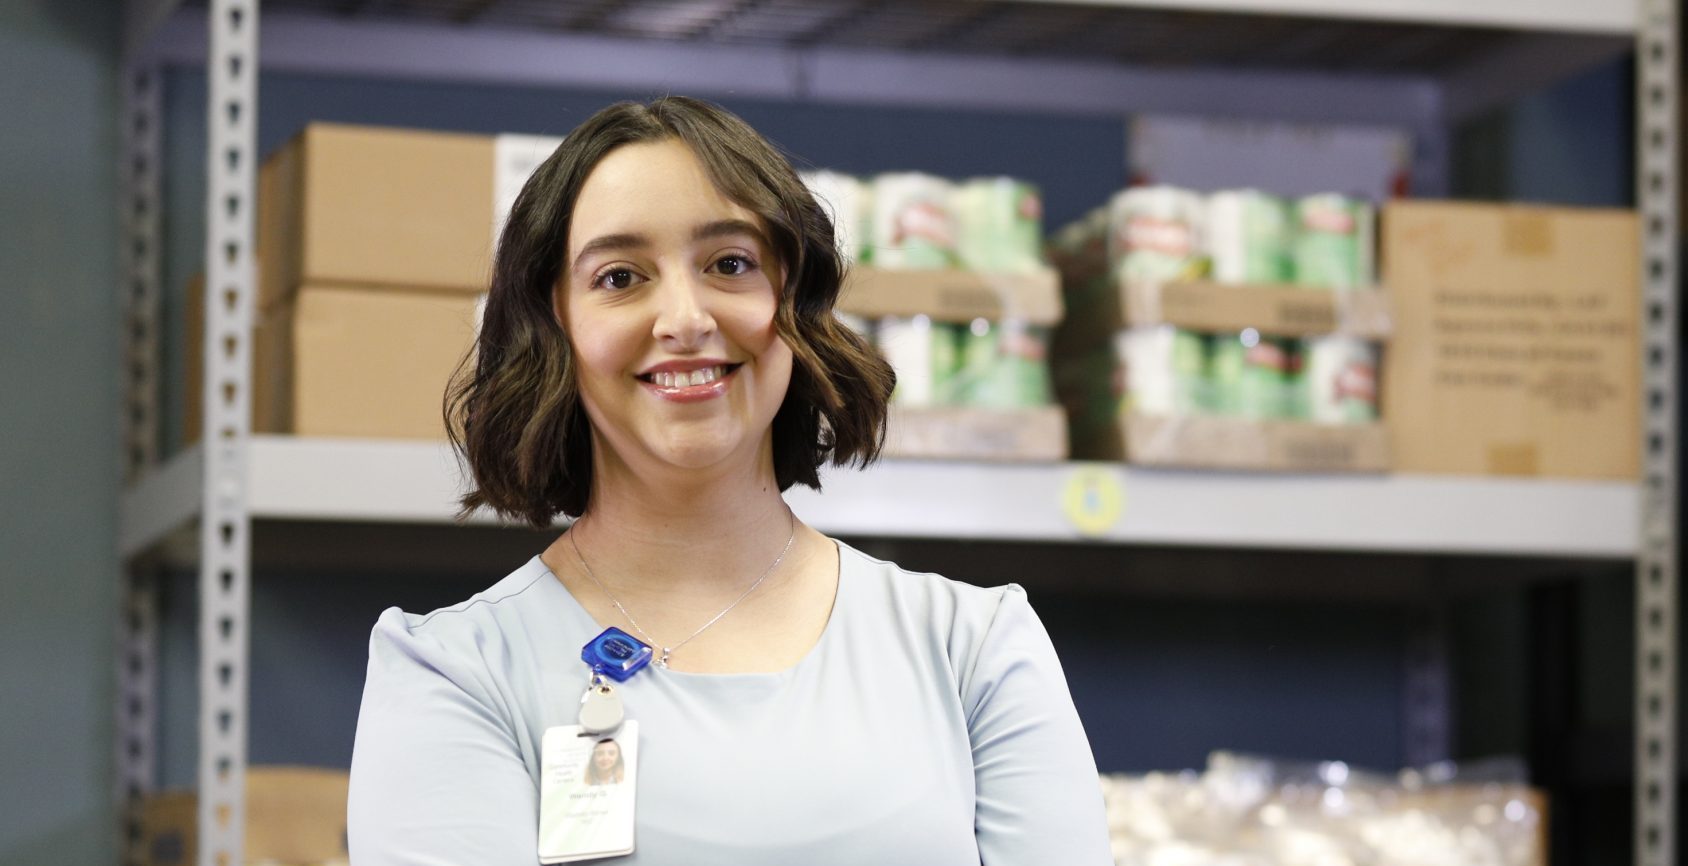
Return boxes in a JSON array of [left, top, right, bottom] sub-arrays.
[[570, 219, 769, 274]]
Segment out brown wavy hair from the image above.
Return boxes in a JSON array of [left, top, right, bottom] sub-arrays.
[[445, 96, 895, 528]]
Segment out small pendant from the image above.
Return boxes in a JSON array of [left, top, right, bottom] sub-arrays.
[[657, 648, 673, 669], [578, 675, 624, 734]]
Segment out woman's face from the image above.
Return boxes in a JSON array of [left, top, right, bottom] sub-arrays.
[[558, 138, 793, 485], [592, 740, 620, 771]]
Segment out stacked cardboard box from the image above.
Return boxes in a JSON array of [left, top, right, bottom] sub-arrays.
[[804, 169, 1070, 461], [840, 266, 1068, 461], [188, 123, 562, 443], [1053, 194, 1642, 479], [1050, 201, 1392, 473], [1380, 200, 1639, 479], [255, 124, 496, 440], [132, 766, 348, 866]]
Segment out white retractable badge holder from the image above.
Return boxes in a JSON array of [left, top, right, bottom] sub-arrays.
[[538, 628, 653, 863], [579, 671, 624, 734]]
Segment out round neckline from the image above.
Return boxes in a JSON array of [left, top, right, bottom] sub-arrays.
[[536, 537, 850, 683]]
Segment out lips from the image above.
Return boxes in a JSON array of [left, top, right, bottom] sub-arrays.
[[635, 361, 744, 402]]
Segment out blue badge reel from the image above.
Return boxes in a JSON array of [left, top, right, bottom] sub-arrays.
[[582, 627, 654, 682]]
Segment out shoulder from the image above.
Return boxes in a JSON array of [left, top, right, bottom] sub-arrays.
[[365, 556, 556, 686], [839, 539, 1025, 620], [836, 540, 1035, 678]]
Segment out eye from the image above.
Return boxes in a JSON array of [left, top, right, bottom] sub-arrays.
[[591, 267, 641, 291], [711, 254, 758, 277]]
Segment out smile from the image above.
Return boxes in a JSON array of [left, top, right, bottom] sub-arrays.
[[636, 363, 743, 403], [640, 365, 734, 388]]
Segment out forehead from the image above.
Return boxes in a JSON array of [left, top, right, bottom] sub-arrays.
[[568, 138, 760, 250]]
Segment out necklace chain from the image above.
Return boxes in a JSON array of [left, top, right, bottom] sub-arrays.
[[568, 509, 797, 668]]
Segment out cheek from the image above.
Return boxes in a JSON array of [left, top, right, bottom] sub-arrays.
[[743, 309, 793, 389], [737, 293, 786, 356], [567, 311, 634, 384]]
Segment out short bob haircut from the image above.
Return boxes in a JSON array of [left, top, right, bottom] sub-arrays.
[[446, 96, 895, 529]]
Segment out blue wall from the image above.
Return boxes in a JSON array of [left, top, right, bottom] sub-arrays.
[[1506, 57, 1632, 208], [0, 2, 119, 864]]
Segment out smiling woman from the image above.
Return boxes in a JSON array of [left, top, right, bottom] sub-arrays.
[[347, 97, 1112, 866]]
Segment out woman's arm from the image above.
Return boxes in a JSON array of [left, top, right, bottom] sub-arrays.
[[348, 608, 540, 866], [961, 585, 1113, 865]]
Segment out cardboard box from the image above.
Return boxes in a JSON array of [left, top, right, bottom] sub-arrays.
[[1075, 411, 1389, 472], [1381, 201, 1639, 479], [1124, 280, 1391, 338], [187, 283, 480, 443], [839, 266, 1063, 324], [254, 285, 481, 440], [134, 766, 348, 866], [259, 123, 496, 311], [884, 405, 1068, 461], [1058, 276, 1391, 351]]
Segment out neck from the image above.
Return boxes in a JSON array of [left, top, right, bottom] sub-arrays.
[[566, 433, 795, 601]]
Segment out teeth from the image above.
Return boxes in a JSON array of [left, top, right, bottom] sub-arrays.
[[649, 366, 726, 388]]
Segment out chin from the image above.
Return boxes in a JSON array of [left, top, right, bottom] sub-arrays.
[[649, 426, 755, 472]]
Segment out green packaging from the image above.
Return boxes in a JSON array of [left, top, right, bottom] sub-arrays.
[[870, 173, 959, 269], [1291, 194, 1373, 290], [1207, 190, 1291, 284], [956, 318, 1052, 408], [878, 316, 960, 407], [1109, 186, 1207, 285], [1113, 326, 1204, 416], [1304, 335, 1379, 424], [1171, 328, 1207, 414], [956, 177, 1043, 274], [1281, 338, 1309, 421], [930, 321, 962, 406], [1210, 330, 1293, 419]]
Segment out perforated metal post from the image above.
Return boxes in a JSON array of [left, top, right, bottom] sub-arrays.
[[199, 1, 257, 864], [1403, 605, 1452, 768], [116, 52, 163, 866], [1636, 2, 1678, 865]]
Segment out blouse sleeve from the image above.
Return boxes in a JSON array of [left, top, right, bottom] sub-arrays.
[[348, 607, 541, 866], [960, 585, 1113, 865]]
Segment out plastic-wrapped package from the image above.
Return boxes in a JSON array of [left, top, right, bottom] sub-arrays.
[[1100, 753, 1545, 866]]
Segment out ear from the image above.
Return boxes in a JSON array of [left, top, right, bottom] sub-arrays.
[[551, 277, 568, 331]]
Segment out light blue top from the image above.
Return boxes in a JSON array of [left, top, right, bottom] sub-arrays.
[[348, 539, 1112, 865]]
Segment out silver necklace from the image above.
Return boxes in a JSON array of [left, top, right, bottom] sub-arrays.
[[568, 509, 798, 669]]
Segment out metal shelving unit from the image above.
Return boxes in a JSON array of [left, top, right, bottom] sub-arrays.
[[115, 2, 1676, 864], [120, 436, 1642, 560], [1634, 2, 1678, 863]]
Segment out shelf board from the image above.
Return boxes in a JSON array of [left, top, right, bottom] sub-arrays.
[[146, 4, 1630, 126], [1015, 0, 1634, 34], [119, 435, 1639, 561]]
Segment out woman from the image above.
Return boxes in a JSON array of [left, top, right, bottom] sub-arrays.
[[348, 96, 1110, 864], [586, 739, 625, 786]]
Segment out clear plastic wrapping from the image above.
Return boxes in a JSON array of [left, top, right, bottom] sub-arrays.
[[1101, 753, 1546, 866]]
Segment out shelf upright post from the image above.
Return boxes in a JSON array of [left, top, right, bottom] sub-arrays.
[[1636, 1, 1679, 865], [198, 1, 258, 864], [1402, 604, 1452, 768], [116, 9, 163, 859]]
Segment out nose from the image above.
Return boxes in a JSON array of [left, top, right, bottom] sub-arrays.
[[651, 271, 716, 350]]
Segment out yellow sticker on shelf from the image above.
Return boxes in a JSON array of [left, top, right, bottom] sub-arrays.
[[1061, 465, 1124, 537]]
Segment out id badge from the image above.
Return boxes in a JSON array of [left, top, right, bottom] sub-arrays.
[[539, 722, 638, 863]]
